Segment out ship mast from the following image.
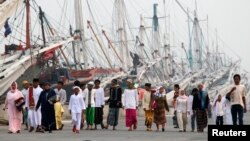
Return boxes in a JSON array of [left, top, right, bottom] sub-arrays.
[[152, 4, 161, 58], [74, 0, 86, 70], [187, 9, 193, 71], [194, 0, 203, 70], [25, 0, 31, 56], [70, 25, 77, 70], [113, 0, 131, 72], [175, 0, 195, 72], [39, 7, 46, 48], [193, 11, 202, 70], [163, 0, 170, 79], [138, 15, 145, 60]]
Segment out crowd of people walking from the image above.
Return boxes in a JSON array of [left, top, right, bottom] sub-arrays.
[[2, 74, 247, 134]]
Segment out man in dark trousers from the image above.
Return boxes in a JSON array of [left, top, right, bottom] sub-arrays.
[[192, 84, 210, 132], [36, 82, 56, 133], [226, 74, 247, 125]]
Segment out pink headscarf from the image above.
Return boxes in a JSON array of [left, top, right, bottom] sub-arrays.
[[10, 82, 18, 93]]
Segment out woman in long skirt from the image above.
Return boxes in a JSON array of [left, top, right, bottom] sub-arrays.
[[3, 82, 24, 134], [154, 87, 169, 132]]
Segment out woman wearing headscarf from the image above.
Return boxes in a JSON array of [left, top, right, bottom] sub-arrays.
[[122, 79, 139, 131], [176, 89, 188, 132], [153, 86, 169, 132], [3, 82, 24, 133]]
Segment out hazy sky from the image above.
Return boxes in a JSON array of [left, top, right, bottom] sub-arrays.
[[200, 0, 250, 73], [3, 0, 249, 73]]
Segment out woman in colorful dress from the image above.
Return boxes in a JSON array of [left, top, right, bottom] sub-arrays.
[[153, 86, 169, 132]]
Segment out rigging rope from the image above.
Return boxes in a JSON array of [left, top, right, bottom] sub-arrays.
[[87, 0, 115, 68]]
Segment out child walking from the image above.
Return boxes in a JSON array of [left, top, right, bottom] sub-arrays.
[[214, 95, 224, 125], [54, 96, 64, 130], [69, 86, 86, 133]]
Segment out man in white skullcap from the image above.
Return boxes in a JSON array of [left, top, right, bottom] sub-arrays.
[[82, 81, 96, 130]]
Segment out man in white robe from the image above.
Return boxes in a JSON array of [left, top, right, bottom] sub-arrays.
[[82, 82, 96, 130], [25, 78, 43, 132], [69, 86, 86, 133]]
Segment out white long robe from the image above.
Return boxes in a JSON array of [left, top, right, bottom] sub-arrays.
[[69, 94, 86, 130], [82, 89, 96, 108], [25, 86, 43, 127], [222, 96, 232, 125]]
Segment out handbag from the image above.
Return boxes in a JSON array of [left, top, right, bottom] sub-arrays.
[[15, 97, 25, 111], [150, 91, 157, 109], [152, 100, 157, 109]]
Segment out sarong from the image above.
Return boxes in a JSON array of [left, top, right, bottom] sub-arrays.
[[94, 107, 103, 124], [196, 109, 208, 131], [125, 109, 137, 127], [86, 107, 95, 125], [154, 108, 166, 124], [107, 108, 119, 126]]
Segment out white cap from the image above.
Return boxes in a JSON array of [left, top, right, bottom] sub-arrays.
[[88, 81, 94, 85], [72, 86, 81, 90]]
